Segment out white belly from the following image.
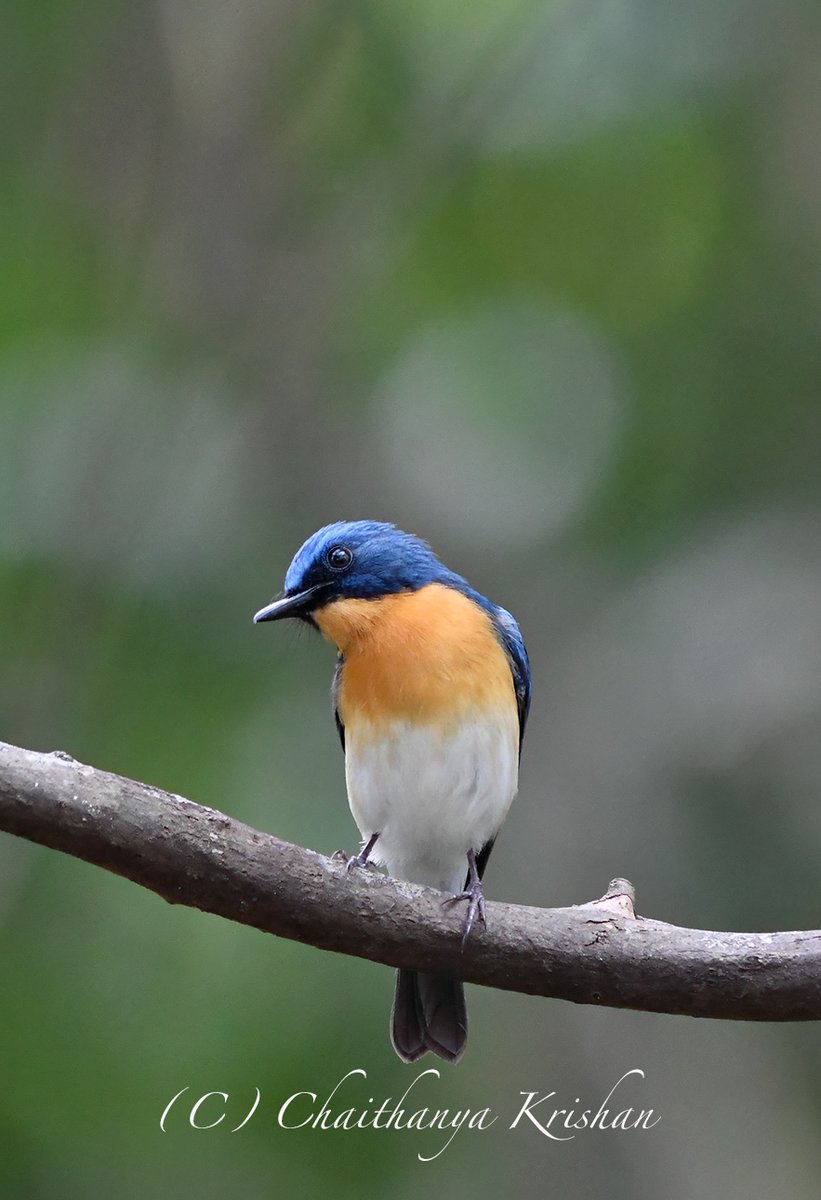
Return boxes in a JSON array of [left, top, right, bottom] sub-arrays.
[[344, 710, 519, 893]]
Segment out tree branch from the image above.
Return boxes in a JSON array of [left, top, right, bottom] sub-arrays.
[[1, 740, 819, 1020]]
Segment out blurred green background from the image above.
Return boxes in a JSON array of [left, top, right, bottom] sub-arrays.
[[2, 1, 821, 1196]]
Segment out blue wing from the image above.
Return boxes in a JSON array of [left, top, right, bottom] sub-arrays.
[[491, 605, 531, 749], [476, 603, 530, 882]]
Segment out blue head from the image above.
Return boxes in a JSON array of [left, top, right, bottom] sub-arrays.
[[253, 521, 462, 625]]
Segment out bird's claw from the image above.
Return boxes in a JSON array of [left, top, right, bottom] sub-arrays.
[[330, 849, 369, 872], [444, 879, 487, 949], [335, 833, 380, 874], [345, 849, 372, 874]]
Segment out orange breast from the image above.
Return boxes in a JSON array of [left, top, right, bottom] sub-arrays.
[[313, 583, 516, 731]]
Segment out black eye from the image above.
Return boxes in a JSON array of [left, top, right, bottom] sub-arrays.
[[326, 545, 353, 571]]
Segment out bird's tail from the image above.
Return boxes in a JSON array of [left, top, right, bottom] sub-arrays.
[[390, 969, 467, 1063]]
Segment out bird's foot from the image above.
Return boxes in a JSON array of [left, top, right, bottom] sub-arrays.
[[334, 832, 380, 874], [345, 849, 373, 875], [444, 868, 487, 949]]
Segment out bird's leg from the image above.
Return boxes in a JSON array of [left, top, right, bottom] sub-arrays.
[[444, 849, 487, 948], [345, 831, 380, 874]]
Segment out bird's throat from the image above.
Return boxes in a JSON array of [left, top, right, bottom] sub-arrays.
[[312, 595, 395, 653], [314, 585, 517, 728]]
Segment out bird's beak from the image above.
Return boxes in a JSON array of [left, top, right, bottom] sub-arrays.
[[253, 585, 324, 624]]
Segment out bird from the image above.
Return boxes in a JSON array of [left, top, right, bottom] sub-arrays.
[[253, 520, 530, 1063]]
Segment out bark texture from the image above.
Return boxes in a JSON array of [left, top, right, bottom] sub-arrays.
[[1, 740, 819, 1020]]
